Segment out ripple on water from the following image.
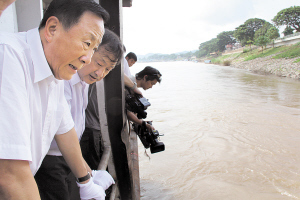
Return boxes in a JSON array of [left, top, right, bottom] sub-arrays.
[[132, 62, 300, 200]]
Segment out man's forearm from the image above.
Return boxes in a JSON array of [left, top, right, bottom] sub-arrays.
[[124, 74, 143, 95], [55, 127, 89, 183], [127, 111, 142, 125], [127, 111, 155, 131], [124, 74, 134, 88], [0, 159, 41, 200], [84, 159, 92, 175]]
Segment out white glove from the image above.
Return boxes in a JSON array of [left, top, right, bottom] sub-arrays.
[[92, 170, 115, 190], [76, 177, 105, 200]]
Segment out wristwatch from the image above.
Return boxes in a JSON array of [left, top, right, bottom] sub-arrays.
[[76, 172, 91, 183], [131, 82, 137, 90]]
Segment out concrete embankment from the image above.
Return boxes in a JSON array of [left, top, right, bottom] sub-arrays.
[[230, 56, 300, 80], [225, 33, 300, 80]]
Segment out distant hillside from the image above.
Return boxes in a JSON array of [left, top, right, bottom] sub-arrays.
[[137, 50, 198, 62]]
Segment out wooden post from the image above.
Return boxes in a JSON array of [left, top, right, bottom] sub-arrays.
[[100, 0, 132, 199]]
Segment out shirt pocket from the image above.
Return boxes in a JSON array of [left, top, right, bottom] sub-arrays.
[[48, 103, 64, 139]]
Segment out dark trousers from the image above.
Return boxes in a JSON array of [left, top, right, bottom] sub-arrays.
[[34, 155, 80, 200], [34, 128, 103, 200], [81, 127, 114, 199], [80, 127, 103, 170]]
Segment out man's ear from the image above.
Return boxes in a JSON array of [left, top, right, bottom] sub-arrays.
[[43, 16, 60, 43], [143, 75, 148, 80]]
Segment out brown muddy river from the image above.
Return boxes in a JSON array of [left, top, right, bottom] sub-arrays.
[[130, 61, 300, 200]]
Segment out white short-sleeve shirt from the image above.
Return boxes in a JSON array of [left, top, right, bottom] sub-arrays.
[[0, 28, 74, 175], [48, 73, 89, 156], [123, 57, 132, 76], [129, 75, 136, 82]]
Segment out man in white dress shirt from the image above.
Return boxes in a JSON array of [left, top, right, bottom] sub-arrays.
[[123, 51, 142, 97], [123, 51, 137, 77], [0, 0, 110, 199], [35, 28, 123, 200]]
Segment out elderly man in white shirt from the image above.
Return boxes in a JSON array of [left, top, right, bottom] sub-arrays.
[[0, 0, 111, 200], [35, 28, 123, 200]]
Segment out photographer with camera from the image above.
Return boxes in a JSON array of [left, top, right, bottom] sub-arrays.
[[80, 66, 162, 172], [125, 66, 165, 154], [125, 66, 162, 131]]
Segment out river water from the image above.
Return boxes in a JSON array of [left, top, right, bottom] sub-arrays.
[[130, 61, 300, 200]]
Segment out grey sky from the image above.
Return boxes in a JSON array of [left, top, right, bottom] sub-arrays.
[[123, 0, 299, 55]]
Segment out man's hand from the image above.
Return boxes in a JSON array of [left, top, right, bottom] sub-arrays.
[[133, 87, 143, 96], [92, 170, 115, 190], [146, 123, 155, 131], [77, 177, 105, 200]]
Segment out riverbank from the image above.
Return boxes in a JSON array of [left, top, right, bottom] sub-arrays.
[[231, 56, 300, 79], [207, 43, 300, 80]]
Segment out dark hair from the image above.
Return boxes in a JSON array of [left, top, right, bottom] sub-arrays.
[[125, 52, 137, 61], [39, 0, 109, 30], [97, 28, 123, 65], [136, 66, 162, 83]]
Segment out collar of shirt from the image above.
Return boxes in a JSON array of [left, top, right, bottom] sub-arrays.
[[70, 72, 88, 89], [70, 72, 85, 86], [26, 28, 56, 84]]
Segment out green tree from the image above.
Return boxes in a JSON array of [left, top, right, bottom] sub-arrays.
[[234, 24, 248, 46], [254, 22, 274, 39], [170, 54, 177, 60], [216, 31, 236, 52], [255, 35, 270, 53], [198, 38, 218, 57], [197, 49, 207, 58], [272, 6, 300, 32], [266, 27, 280, 47], [234, 18, 269, 46], [283, 26, 294, 36], [246, 39, 254, 49]]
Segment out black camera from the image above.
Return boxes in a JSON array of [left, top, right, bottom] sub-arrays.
[[133, 121, 165, 154], [125, 87, 165, 153], [125, 89, 151, 119]]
